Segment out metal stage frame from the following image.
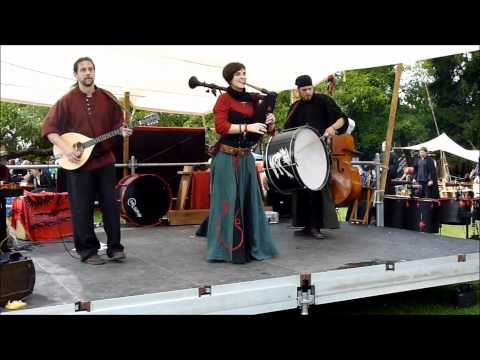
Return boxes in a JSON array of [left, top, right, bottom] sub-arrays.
[[3, 222, 478, 315]]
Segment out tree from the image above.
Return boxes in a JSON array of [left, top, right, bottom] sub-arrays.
[[0, 102, 51, 160], [330, 65, 399, 160], [425, 52, 479, 145], [421, 51, 480, 173]]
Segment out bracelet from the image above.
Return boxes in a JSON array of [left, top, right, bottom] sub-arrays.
[[245, 124, 248, 133], [238, 124, 242, 133]]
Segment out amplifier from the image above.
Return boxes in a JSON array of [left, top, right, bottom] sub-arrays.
[[0, 254, 36, 307]]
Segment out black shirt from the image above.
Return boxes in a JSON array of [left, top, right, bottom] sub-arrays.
[[284, 93, 348, 135], [416, 158, 428, 181], [0, 165, 10, 182]]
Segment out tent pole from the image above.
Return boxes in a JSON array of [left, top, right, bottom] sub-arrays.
[[379, 64, 403, 227], [123, 92, 130, 177], [424, 82, 450, 182], [290, 89, 299, 104]]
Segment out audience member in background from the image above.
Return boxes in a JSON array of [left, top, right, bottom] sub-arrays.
[[24, 161, 55, 192], [0, 154, 11, 182], [413, 147, 439, 198]]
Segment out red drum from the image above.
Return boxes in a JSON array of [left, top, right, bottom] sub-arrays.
[[116, 174, 172, 226], [384, 195, 407, 229], [404, 198, 440, 233], [438, 197, 472, 225], [473, 198, 480, 220], [189, 170, 210, 210]]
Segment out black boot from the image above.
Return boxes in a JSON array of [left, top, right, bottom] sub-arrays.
[[310, 228, 326, 239], [294, 227, 312, 237]]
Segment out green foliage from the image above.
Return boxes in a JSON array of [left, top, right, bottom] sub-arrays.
[[331, 66, 395, 159], [272, 89, 292, 131], [0, 102, 50, 156], [423, 51, 480, 171]]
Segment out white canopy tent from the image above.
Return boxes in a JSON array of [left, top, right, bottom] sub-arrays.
[[1, 45, 478, 115], [395, 133, 479, 163]]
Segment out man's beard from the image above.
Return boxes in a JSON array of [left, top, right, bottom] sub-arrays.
[[80, 78, 94, 87]]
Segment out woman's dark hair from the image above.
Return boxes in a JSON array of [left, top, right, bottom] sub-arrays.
[[222, 62, 245, 84]]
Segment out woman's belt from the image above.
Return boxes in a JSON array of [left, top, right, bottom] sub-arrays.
[[218, 144, 253, 157]]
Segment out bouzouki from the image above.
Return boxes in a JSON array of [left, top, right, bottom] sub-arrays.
[[53, 113, 159, 170]]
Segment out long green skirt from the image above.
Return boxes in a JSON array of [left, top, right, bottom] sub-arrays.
[[207, 151, 278, 263]]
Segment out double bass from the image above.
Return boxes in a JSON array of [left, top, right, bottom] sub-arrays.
[[325, 74, 362, 207], [329, 134, 362, 207]]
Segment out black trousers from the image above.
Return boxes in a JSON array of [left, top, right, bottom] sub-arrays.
[[416, 181, 435, 198], [66, 164, 123, 260], [292, 187, 339, 230], [0, 196, 8, 253]]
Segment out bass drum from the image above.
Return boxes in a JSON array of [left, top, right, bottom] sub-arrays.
[[473, 198, 480, 221], [438, 198, 472, 225], [264, 126, 330, 195], [116, 174, 172, 226]]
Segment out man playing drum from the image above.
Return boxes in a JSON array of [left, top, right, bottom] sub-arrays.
[[284, 75, 348, 239]]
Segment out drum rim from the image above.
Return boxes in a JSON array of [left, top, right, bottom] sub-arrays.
[[264, 125, 331, 194], [116, 173, 172, 227], [265, 134, 291, 195], [264, 129, 302, 195]]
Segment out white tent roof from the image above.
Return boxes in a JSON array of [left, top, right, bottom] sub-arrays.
[[396, 133, 479, 163], [1, 45, 478, 115]]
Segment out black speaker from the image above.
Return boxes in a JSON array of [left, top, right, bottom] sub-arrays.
[[56, 127, 208, 196], [113, 127, 207, 196], [0, 254, 36, 307]]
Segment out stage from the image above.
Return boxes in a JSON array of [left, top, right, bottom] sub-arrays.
[[3, 220, 479, 315]]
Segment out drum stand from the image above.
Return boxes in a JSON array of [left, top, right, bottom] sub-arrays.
[[176, 166, 193, 211], [167, 166, 209, 225], [470, 222, 480, 240], [468, 218, 479, 240], [349, 186, 374, 224]]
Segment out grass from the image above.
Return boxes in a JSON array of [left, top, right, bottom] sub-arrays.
[[304, 282, 480, 315]]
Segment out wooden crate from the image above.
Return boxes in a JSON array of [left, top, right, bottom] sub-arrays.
[[167, 206, 273, 226], [167, 209, 209, 225]]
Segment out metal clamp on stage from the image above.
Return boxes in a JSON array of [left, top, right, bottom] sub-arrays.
[[297, 273, 315, 315]]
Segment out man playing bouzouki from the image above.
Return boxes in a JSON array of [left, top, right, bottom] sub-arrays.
[[42, 57, 132, 265]]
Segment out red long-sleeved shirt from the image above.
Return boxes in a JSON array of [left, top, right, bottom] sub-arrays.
[[42, 87, 124, 171], [213, 93, 276, 136]]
